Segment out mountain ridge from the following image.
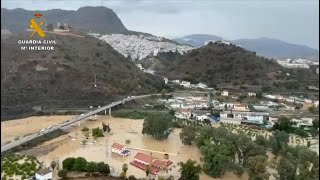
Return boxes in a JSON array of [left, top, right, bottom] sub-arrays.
[[173, 34, 319, 61]]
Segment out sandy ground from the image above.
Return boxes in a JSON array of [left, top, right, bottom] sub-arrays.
[[1, 115, 249, 180]]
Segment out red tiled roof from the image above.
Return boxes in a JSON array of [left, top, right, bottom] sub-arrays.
[[152, 160, 166, 167], [111, 143, 125, 150], [134, 152, 156, 164]]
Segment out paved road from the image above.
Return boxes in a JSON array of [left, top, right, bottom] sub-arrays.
[[1, 93, 168, 153]]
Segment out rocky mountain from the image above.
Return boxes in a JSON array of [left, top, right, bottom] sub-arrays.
[[144, 41, 319, 92], [2, 6, 129, 35], [1, 32, 166, 119], [173, 34, 319, 61]]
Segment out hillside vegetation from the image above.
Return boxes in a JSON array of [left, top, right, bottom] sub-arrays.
[[149, 42, 318, 92], [1, 32, 165, 118]]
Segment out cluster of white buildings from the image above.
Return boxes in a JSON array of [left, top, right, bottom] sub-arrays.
[[263, 94, 319, 107], [97, 34, 193, 60], [277, 58, 319, 69], [171, 80, 213, 90]]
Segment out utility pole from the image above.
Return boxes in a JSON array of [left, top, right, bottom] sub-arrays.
[[94, 73, 97, 88]]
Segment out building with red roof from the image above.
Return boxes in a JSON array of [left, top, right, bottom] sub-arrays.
[[111, 143, 130, 156], [130, 152, 173, 175]]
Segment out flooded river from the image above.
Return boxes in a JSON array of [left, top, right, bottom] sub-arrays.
[[27, 116, 248, 180]]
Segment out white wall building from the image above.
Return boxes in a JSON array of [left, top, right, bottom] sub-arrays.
[[35, 168, 52, 180], [222, 90, 229, 96], [292, 118, 314, 127]]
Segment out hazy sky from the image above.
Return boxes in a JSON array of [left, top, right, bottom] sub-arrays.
[[2, 0, 319, 49]]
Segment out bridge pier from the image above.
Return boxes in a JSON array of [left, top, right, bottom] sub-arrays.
[[109, 108, 111, 115], [95, 114, 97, 120], [105, 110, 107, 115]]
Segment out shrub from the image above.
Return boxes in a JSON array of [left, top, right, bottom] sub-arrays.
[[81, 127, 89, 131], [125, 139, 131, 144], [62, 157, 75, 170], [58, 169, 68, 179]]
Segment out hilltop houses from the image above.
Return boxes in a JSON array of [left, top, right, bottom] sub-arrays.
[[111, 143, 131, 156]]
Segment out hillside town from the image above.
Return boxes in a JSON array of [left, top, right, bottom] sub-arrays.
[[158, 90, 319, 129], [96, 34, 193, 60], [276, 58, 319, 69]]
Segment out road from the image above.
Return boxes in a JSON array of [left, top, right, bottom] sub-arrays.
[[1, 93, 169, 153]]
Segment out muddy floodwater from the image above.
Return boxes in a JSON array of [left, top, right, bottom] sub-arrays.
[[2, 115, 248, 180]]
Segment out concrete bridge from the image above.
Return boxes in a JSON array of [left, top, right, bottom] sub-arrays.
[[1, 93, 171, 153]]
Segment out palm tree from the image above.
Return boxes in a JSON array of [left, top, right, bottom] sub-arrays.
[[50, 160, 57, 170], [145, 164, 151, 177], [122, 163, 128, 175]]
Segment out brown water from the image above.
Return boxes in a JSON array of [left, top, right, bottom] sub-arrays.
[[30, 116, 248, 180]]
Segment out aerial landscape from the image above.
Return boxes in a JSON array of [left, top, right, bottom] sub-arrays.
[[1, 0, 319, 180]]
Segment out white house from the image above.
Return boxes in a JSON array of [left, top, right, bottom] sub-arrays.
[[233, 104, 248, 111], [111, 143, 131, 156], [180, 81, 191, 87], [247, 92, 257, 97], [222, 90, 229, 96], [170, 103, 182, 108], [291, 118, 314, 127], [196, 83, 207, 89], [171, 80, 180, 84], [35, 168, 52, 180], [175, 109, 192, 119]]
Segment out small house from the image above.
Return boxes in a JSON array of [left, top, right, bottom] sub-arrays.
[[35, 168, 52, 180], [247, 92, 257, 97], [111, 143, 131, 156], [222, 90, 229, 96]]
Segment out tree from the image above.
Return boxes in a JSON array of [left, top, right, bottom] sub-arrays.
[[169, 109, 175, 116], [96, 162, 110, 174], [73, 157, 87, 171], [195, 126, 214, 148], [86, 162, 97, 172], [200, 143, 233, 178], [179, 126, 198, 145], [145, 164, 151, 177], [312, 119, 319, 129], [272, 116, 295, 133], [58, 169, 68, 179], [120, 172, 127, 180], [178, 159, 202, 180], [308, 106, 317, 114], [50, 161, 56, 170], [277, 157, 296, 180], [294, 128, 309, 137], [142, 112, 173, 140], [62, 157, 75, 170], [92, 127, 104, 138], [161, 89, 167, 97], [122, 163, 128, 174], [270, 130, 289, 155], [247, 155, 269, 180], [255, 135, 268, 147]]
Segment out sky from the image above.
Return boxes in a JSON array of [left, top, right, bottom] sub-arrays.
[[2, 0, 319, 49]]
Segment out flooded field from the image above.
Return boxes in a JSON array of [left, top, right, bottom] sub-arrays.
[[2, 115, 248, 180]]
